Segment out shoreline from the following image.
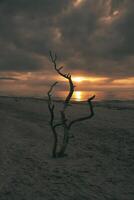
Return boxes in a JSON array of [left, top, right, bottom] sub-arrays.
[[0, 95, 133, 103]]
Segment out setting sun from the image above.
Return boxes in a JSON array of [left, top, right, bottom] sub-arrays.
[[72, 77, 84, 83], [74, 91, 82, 101]]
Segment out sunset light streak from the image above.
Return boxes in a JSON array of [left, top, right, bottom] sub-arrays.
[[72, 76, 109, 83], [74, 91, 82, 101], [112, 77, 134, 85]]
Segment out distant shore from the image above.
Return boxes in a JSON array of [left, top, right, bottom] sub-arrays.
[[0, 94, 134, 103]]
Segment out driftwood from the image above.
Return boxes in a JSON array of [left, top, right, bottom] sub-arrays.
[[48, 51, 95, 158]]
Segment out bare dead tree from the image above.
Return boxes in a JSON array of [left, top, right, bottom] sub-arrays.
[[48, 51, 95, 158]]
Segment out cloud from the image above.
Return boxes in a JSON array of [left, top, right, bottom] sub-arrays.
[[0, 76, 18, 81], [0, 0, 133, 83], [57, 0, 134, 78]]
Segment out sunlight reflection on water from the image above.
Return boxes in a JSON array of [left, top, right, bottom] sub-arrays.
[[57, 90, 134, 101]]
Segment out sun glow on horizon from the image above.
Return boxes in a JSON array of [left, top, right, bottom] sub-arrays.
[[72, 77, 85, 82], [72, 76, 109, 83], [74, 91, 82, 101], [112, 77, 134, 85]]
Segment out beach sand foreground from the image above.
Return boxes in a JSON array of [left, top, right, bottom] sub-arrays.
[[0, 96, 133, 200]]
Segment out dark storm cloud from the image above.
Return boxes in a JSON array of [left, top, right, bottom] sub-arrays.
[[0, 0, 70, 71], [0, 0, 134, 78], [111, 0, 134, 57], [57, 0, 134, 78], [0, 40, 42, 71]]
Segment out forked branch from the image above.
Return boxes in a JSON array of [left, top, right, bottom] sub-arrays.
[[68, 95, 95, 129], [47, 81, 58, 126], [48, 51, 95, 157], [49, 51, 75, 110], [47, 81, 58, 158]]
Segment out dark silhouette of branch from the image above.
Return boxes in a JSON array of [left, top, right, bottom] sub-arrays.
[[49, 51, 75, 110], [47, 81, 58, 158], [68, 95, 95, 129], [48, 51, 95, 158], [47, 81, 58, 125]]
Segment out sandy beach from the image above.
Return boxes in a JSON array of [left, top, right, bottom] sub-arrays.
[[0, 96, 133, 200]]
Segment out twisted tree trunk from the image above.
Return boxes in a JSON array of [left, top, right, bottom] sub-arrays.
[[47, 51, 95, 158]]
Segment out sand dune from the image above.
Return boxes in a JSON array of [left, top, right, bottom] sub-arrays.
[[0, 96, 133, 200]]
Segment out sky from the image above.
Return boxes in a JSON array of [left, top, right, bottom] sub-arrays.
[[0, 0, 134, 100]]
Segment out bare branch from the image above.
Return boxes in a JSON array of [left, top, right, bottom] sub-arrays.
[[47, 81, 58, 126], [68, 95, 95, 129], [49, 51, 75, 110], [53, 118, 67, 130], [47, 80, 66, 130], [47, 81, 59, 157], [57, 110, 69, 157], [48, 81, 58, 96], [48, 51, 95, 157]]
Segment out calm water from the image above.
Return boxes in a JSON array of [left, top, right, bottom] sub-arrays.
[[56, 90, 134, 102], [0, 89, 133, 102]]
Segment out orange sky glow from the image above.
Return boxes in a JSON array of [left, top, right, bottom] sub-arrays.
[[0, 1, 133, 101], [0, 71, 133, 101]]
